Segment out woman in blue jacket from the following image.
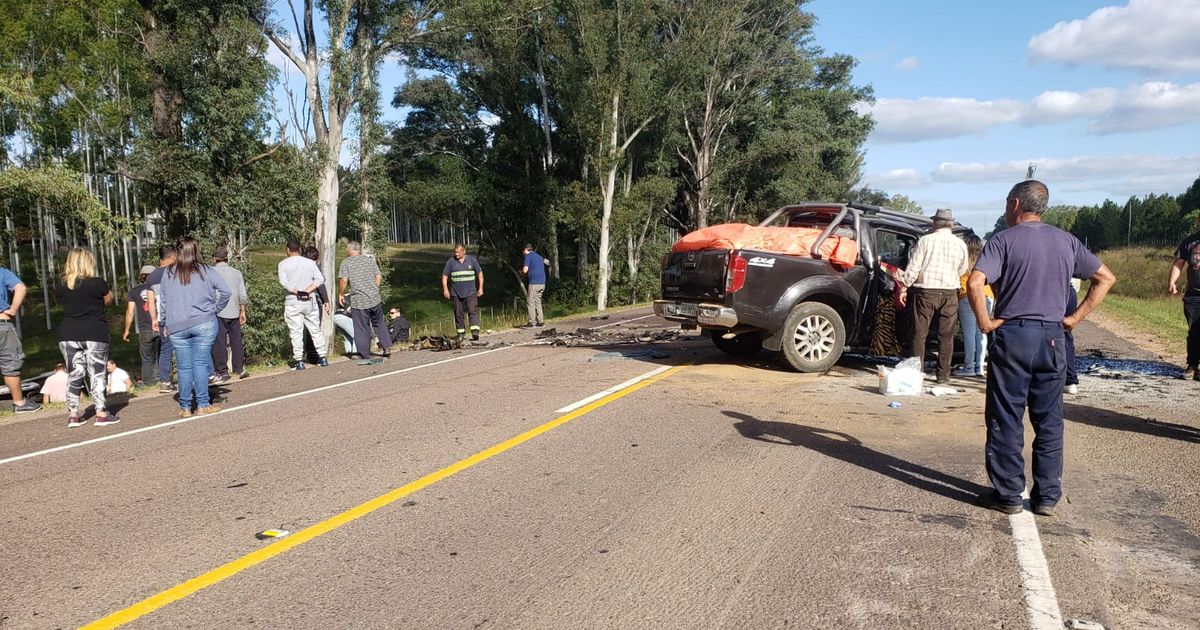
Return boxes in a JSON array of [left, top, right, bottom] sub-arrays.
[[155, 237, 231, 417]]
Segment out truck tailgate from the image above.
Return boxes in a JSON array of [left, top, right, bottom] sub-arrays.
[[661, 250, 728, 301]]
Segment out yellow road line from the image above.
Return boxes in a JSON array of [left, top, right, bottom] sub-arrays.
[[81, 365, 686, 629]]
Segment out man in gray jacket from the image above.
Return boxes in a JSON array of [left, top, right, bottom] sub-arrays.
[[210, 246, 249, 382]]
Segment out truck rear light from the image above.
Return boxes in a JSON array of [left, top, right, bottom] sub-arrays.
[[726, 253, 748, 293]]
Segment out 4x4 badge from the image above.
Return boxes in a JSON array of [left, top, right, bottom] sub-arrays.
[[747, 256, 776, 268]]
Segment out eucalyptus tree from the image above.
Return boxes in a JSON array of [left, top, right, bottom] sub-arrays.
[[557, 0, 679, 310], [256, 0, 442, 339]]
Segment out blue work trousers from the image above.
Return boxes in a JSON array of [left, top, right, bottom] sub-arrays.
[[985, 319, 1066, 506]]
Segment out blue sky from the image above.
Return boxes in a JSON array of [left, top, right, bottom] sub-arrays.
[[807, 0, 1200, 233], [268, 0, 1200, 235]]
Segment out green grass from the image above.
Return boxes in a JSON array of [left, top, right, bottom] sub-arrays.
[[1089, 245, 1188, 356], [1097, 295, 1187, 356]]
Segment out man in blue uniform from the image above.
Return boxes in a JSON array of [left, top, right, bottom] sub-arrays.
[[521, 243, 549, 327], [967, 180, 1116, 517], [442, 243, 484, 342]]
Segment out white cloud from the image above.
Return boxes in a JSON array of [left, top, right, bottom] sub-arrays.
[[1028, 0, 1200, 73], [867, 168, 926, 189], [858, 97, 1023, 142], [931, 154, 1200, 186], [896, 57, 919, 71], [860, 82, 1200, 142], [1090, 82, 1200, 133]]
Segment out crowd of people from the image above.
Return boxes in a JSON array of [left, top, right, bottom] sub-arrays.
[[0, 238, 554, 427]]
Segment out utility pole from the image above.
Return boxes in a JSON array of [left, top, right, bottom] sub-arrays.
[[1025, 163, 1037, 180]]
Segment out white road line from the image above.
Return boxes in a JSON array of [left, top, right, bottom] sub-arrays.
[[0, 346, 516, 466], [555, 365, 672, 413], [591, 313, 656, 329], [1010, 494, 1063, 629]]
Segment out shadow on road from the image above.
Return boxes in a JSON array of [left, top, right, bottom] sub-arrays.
[[724, 410, 988, 506], [1064, 402, 1200, 444]]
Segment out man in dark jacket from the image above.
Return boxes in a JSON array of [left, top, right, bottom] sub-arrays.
[[387, 307, 411, 346]]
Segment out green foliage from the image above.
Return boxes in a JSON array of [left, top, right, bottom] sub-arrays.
[[888, 194, 923, 215], [0, 166, 126, 236], [240, 260, 292, 364]]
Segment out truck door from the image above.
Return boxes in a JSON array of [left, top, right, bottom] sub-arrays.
[[860, 229, 916, 352]]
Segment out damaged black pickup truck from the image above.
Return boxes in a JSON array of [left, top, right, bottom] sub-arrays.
[[654, 203, 971, 372]]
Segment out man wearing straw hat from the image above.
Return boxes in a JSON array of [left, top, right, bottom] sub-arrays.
[[898, 208, 969, 384]]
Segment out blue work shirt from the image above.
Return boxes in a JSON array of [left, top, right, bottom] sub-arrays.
[[974, 221, 1101, 322], [0, 267, 21, 312], [524, 250, 547, 285], [443, 255, 482, 299]]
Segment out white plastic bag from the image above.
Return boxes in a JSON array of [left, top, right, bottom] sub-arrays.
[[878, 360, 924, 396]]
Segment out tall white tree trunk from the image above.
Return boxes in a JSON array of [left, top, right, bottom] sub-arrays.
[[597, 163, 617, 310], [595, 90, 622, 311]]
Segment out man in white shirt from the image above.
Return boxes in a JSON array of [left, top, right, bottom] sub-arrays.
[[899, 208, 970, 384], [106, 360, 133, 394], [277, 239, 328, 370]]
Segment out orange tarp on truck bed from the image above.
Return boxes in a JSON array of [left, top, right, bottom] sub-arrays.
[[671, 223, 859, 270]]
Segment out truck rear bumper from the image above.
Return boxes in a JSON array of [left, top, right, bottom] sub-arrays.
[[654, 300, 739, 328]]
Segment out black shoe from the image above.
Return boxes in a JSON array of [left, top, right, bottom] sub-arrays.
[[1031, 502, 1056, 517], [517, 322, 534, 328], [289, 361, 306, 371], [534, 322, 545, 328], [976, 491, 1023, 515], [1194, 369, 1200, 382], [12, 399, 41, 413], [471, 332, 480, 341], [215, 373, 232, 384], [318, 357, 330, 367], [238, 370, 250, 380]]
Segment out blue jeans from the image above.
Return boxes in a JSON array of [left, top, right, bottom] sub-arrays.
[[958, 296, 993, 374], [170, 319, 218, 410]]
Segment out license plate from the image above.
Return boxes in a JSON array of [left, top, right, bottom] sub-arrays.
[[673, 303, 698, 317]]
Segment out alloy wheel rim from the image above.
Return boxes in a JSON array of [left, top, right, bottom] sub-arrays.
[[793, 315, 835, 362]]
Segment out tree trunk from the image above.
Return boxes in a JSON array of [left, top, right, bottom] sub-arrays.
[[596, 162, 617, 310], [314, 140, 341, 343], [576, 235, 588, 282]]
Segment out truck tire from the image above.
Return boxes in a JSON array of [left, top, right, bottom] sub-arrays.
[[780, 302, 846, 373], [710, 330, 763, 356]]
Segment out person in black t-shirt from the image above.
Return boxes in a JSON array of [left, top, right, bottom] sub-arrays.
[[122, 265, 159, 385], [1168, 214, 1200, 380], [57, 247, 119, 428]]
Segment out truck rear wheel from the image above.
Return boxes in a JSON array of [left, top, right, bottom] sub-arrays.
[[710, 330, 763, 356], [780, 302, 846, 372]]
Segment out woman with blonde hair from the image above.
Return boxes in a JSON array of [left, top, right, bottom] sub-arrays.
[[57, 247, 117, 427]]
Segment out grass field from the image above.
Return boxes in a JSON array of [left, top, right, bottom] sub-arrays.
[[1092, 245, 1189, 357], [7, 243, 597, 382]]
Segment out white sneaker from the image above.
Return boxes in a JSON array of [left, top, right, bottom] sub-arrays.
[[1065, 384, 1078, 394]]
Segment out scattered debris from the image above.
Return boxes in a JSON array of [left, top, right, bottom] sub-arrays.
[[356, 358, 385, 366], [926, 386, 958, 397], [589, 315, 610, 321], [587, 349, 670, 363], [887, 401, 902, 409], [255, 529, 289, 540], [535, 327, 559, 338], [1065, 620, 1105, 630]]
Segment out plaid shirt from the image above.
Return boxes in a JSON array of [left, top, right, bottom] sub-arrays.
[[899, 228, 969, 290]]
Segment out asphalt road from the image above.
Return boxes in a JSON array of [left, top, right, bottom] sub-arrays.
[[1, 309, 1196, 629]]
